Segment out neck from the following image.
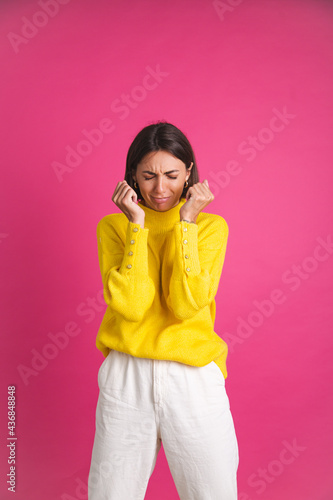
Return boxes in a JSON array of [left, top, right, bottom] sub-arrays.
[[138, 198, 187, 232]]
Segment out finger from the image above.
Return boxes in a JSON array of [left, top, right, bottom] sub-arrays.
[[112, 181, 127, 199], [193, 182, 208, 195], [120, 185, 137, 205], [114, 182, 132, 201], [190, 183, 213, 203], [193, 181, 209, 193], [185, 184, 195, 200], [200, 180, 210, 191], [186, 183, 202, 198], [200, 180, 214, 197], [131, 190, 138, 204], [113, 187, 130, 207]]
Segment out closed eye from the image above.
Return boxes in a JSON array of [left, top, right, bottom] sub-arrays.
[[143, 176, 178, 180]]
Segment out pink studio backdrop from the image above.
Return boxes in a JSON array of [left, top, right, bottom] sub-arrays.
[[1, 0, 333, 499]]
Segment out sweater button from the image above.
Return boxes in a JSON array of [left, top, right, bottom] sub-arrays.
[[185, 254, 189, 259], [183, 227, 188, 232], [133, 227, 139, 232], [183, 239, 188, 244], [128, 251, 133, 256], [127, 264, 132, 269], [186, 267, 191, 272], [130, 239, 135, 244]]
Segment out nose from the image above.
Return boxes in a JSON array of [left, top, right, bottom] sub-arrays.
[[153, 176, 166, 194]]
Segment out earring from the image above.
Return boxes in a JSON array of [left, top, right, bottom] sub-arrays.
[[134, 182, 138, 189], [184, 180, 188, 188]]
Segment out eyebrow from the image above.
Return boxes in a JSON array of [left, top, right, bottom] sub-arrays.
[[142, 169, 180, 175]]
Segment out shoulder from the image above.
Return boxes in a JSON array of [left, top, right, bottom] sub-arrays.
[[97, 212, 128, 237], [196, 212, 229, 246], [197, 211, 229, 233], [97, 212, 127, 228]]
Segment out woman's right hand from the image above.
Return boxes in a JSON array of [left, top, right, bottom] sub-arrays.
[[112, 180, 145, 227]]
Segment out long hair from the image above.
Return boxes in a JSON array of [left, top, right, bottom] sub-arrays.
[[124, 121, 199, 200]]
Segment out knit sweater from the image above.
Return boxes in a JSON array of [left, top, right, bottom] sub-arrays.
[[95, 197, 230, 378]]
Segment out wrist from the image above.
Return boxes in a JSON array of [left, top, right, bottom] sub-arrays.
[[180, 212, 197, 224], [180, 218, 196, 224], [179, 210, 197, 224], [131, 218, 145, 228]]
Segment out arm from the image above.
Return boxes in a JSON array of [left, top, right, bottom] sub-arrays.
[[166, 217, 228, 320], [97, 218, 155, 322]]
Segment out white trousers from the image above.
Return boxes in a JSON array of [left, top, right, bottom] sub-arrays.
[[88, 349, 239, 500]]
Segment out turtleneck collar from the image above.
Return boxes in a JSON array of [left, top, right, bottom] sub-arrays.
[[138, 197, 187, 232]]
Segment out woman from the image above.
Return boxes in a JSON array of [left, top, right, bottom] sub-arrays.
[[88, 122, 239, 500]]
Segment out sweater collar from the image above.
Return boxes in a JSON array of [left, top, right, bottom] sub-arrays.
[[138, 197, 187, 232]]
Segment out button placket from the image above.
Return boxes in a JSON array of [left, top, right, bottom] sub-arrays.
[[181, 222, 199, 275], [182, 226, 196, 273], [127, 227, 138, 270], [184, 250, 190, 272], [182, 227, 190, 273]]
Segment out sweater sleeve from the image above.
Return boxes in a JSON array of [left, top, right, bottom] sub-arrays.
[[166, 217, 229, 320], [97, 218, 155, 322]]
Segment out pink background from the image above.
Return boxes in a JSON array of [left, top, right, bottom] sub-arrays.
[[1, 0, 333, 498]]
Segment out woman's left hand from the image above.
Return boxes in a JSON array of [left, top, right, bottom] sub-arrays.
[[179, 179, 214, 224]]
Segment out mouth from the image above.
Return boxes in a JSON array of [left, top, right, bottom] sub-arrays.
[[151, 196, 170, 204]]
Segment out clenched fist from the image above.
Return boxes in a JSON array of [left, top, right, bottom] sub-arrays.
[[112, 180, 145, 227], [179, 180, 214, 224]]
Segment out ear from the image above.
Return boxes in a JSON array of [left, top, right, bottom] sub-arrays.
[[186, 162, 193, 180]]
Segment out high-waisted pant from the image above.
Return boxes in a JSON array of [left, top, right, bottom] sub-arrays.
[[88, 349, 239, 500]]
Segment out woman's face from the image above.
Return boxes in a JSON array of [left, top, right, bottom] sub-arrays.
[[133, 150, 192, 212]]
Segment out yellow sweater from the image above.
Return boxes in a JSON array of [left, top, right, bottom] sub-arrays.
[[96, 197, 230, 378]]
